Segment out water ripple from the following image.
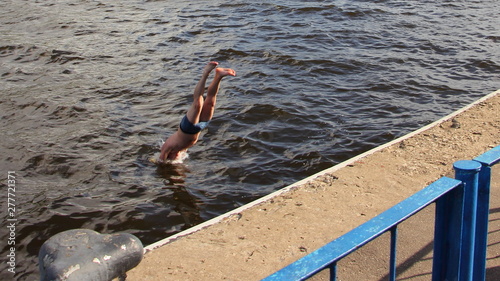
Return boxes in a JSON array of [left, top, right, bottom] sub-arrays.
[[1, 0, 499, 278]]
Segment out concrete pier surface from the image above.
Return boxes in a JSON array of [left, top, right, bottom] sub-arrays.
[[127, 89, 499, 281]]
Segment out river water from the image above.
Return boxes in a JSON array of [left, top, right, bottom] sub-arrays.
[[0, 0, 499, 279]]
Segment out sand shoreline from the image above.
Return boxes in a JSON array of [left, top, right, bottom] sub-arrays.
[[127, 89, 499, 280]]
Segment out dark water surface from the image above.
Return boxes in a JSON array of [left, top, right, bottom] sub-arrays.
[[1, 0, 499, 279]]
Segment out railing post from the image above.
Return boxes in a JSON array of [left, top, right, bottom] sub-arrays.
[[389, 227, 398, 281], [432, 177, 465, 281], [473, 145, 500, 281], [472, 163, 491, 281], [454, 160, 482, 281], [329, 262, 337, 281]]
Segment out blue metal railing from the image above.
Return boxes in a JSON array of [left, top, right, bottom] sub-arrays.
[[263, 145, 500, 281]]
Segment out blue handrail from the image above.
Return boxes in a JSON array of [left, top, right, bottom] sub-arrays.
[[263, 145, 500, 281], [263, 177, 461, 281]]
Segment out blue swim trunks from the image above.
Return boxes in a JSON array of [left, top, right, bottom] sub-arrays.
[[179, 115, 210, 134]]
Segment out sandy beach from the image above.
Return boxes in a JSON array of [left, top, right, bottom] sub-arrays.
[[126, 89, 500, 280]]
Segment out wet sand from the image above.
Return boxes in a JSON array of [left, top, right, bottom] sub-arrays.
[[126, 89, 500, 280]]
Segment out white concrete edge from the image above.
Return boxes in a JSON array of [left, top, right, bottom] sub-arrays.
[[144, 89, 500, 253]]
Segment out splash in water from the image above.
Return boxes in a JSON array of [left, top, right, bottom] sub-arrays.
[[149, 139, 189, 165]]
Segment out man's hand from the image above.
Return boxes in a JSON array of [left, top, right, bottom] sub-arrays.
[[159, 141, 171, 163]]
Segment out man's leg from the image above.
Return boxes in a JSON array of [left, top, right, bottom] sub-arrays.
[[185, 62, 219, 124], [200, 68, 236, 122]]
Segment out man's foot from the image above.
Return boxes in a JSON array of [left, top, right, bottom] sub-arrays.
[[203, 61, 219, 76], [215, 68, 236, 78]]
